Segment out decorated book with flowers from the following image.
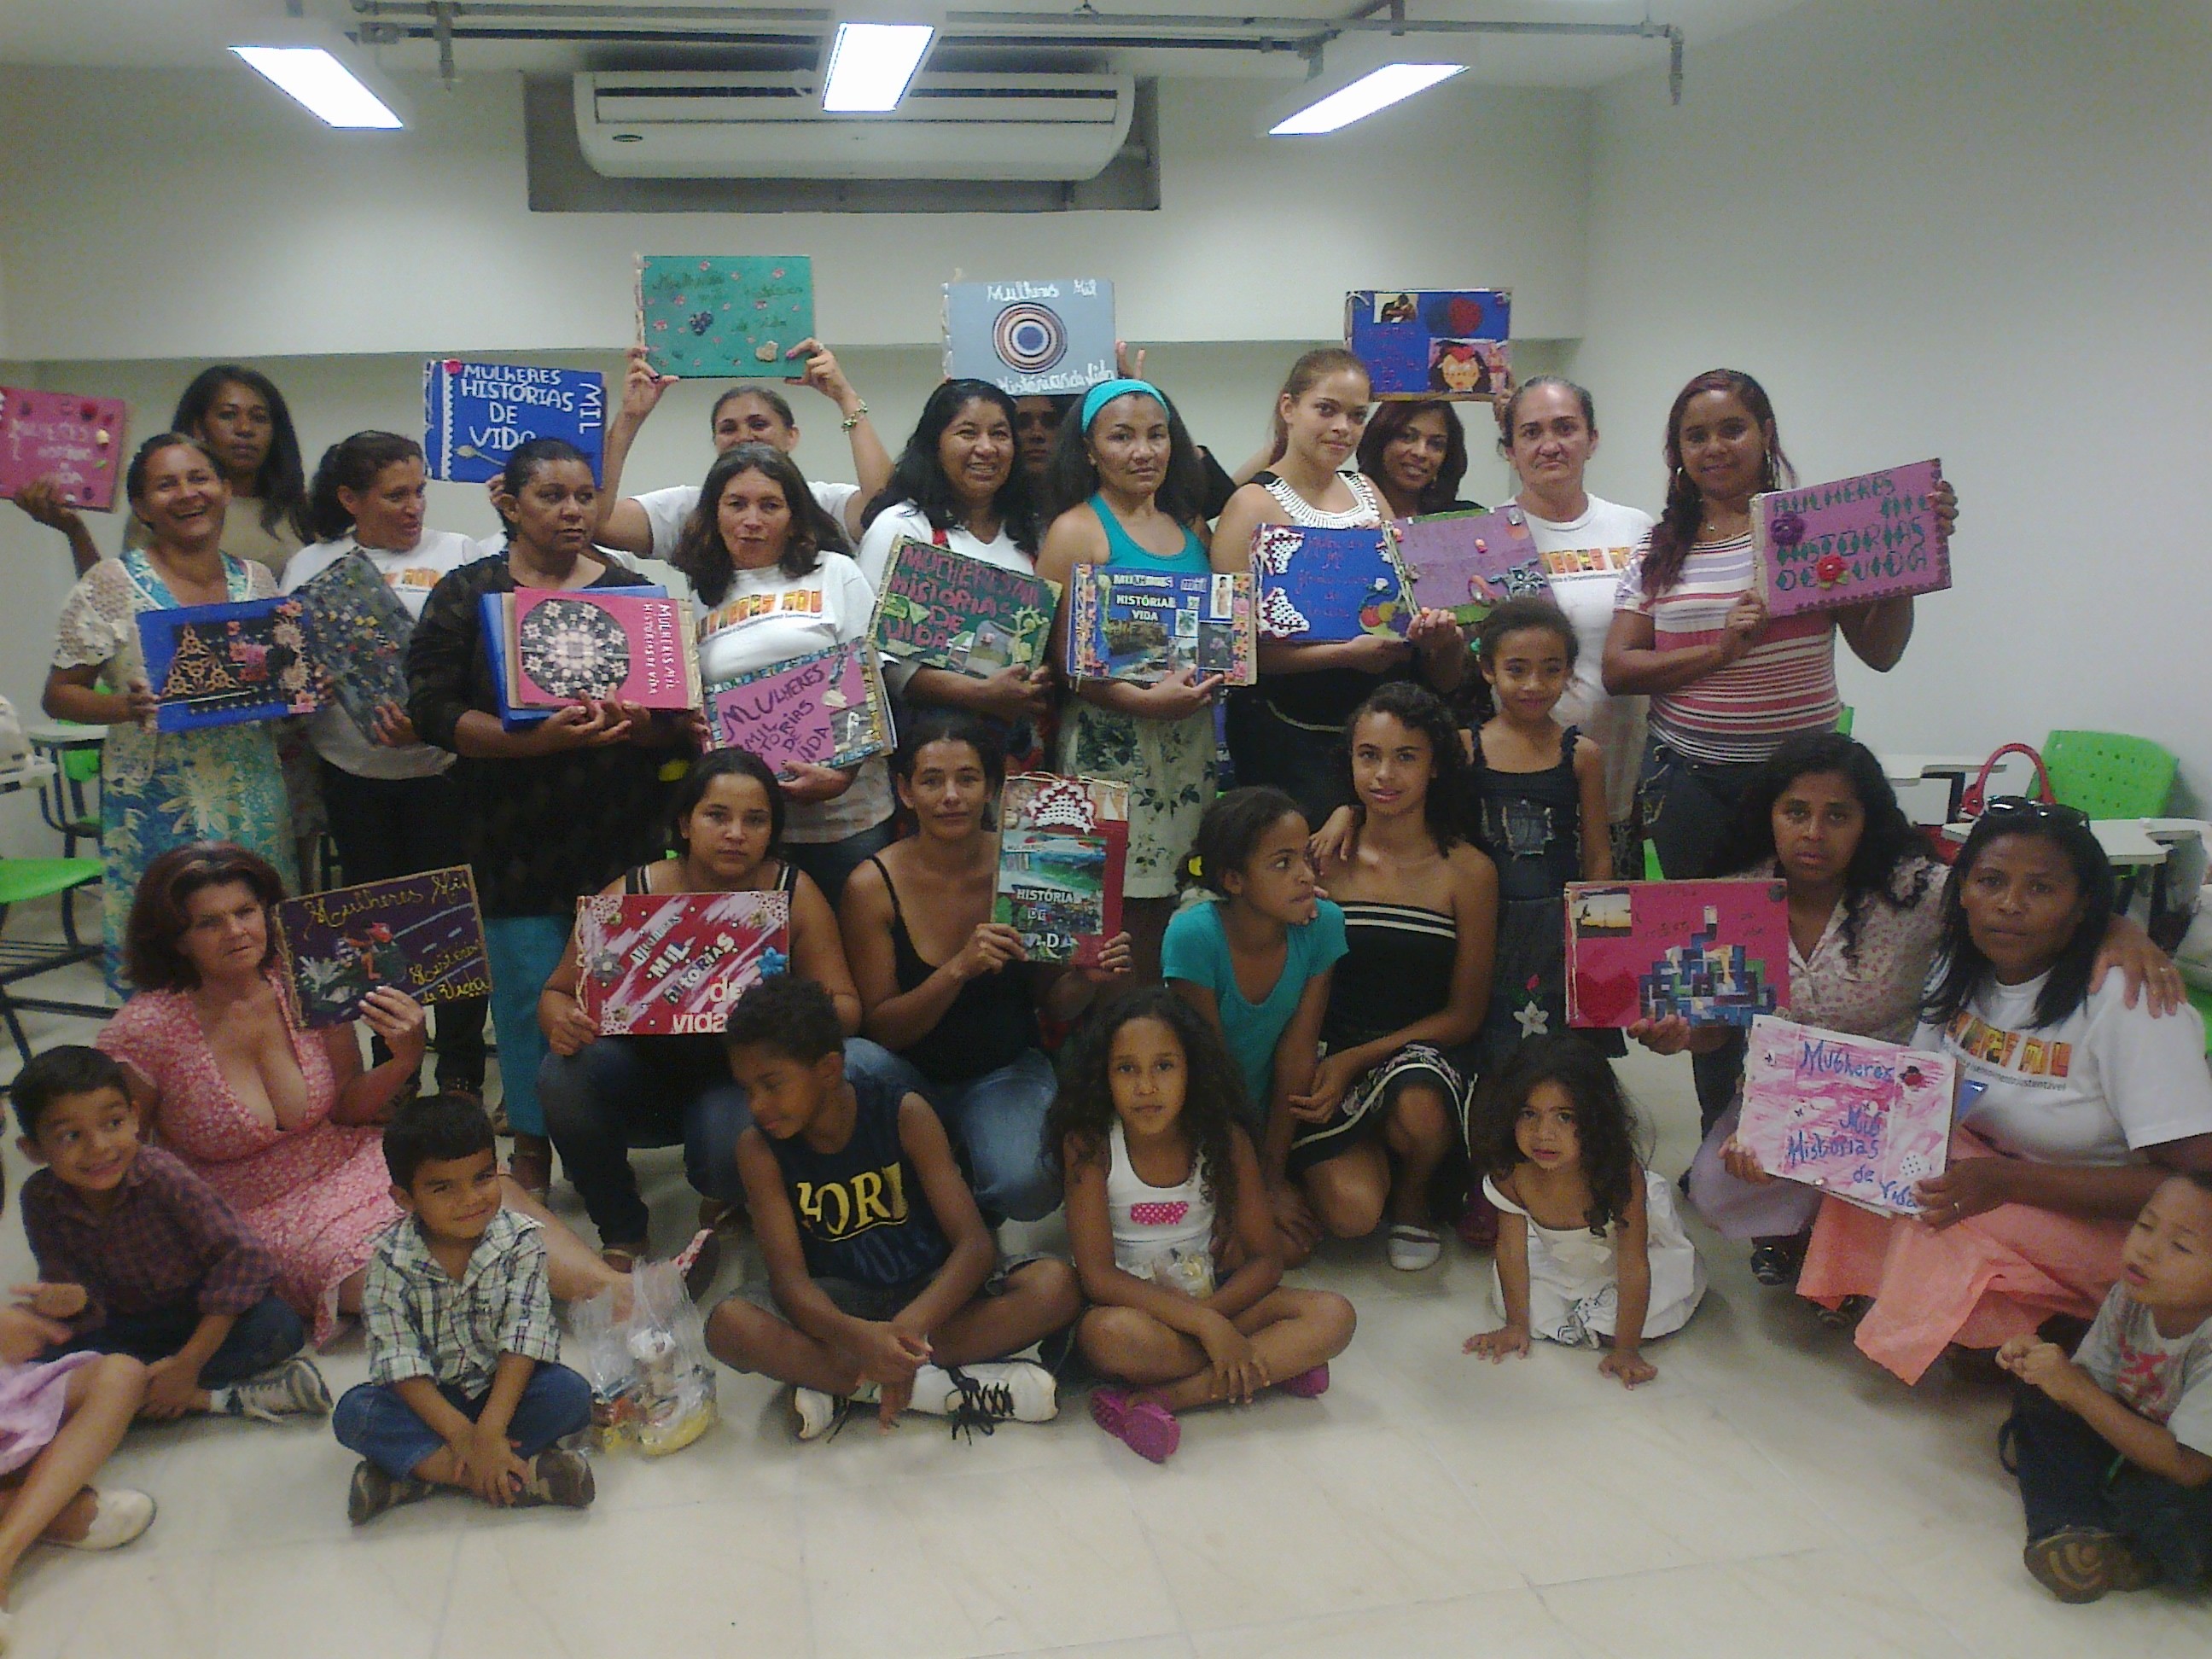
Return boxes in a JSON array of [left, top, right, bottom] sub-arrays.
[[1752, 458, 1950, 618], [1736, 1016, 1955, 1214], [1343, 289, 1511, 401], [1249, 524, 1413, 643], [992, 774, 1129, 969], [294, 553, 416, 744], [499, 588, 701, 713], [275, 867, 491, 1030], [637, 255, 814, 379], [1565, 879, 1790, 1029], [701, 640, 893, 773], [0, 387, 128, 510], [422, 359, 605, 483], [138, 597, 319, 733], [573, 890, 791, 1037], [870, 535, 1057, 677], [1064, 564, 1257, 685], [1388, 505, 1549, 626]]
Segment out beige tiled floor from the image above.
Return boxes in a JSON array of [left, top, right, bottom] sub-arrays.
[[3, 954, 2207, 1656]]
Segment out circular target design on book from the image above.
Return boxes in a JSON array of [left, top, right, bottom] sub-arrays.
[[517, 598, 631, 700], [993, 302, 1068, 375]]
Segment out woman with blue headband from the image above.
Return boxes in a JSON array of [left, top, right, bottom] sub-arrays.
[[1037, 379, 1225, 979]]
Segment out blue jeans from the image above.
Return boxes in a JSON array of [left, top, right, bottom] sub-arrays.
[[539, 1035, 750, 1244], [846, 1039, 1059, 1223], [55, 1292, 303, 1387], [485, 915, 573, 1138], [333, 1363, 595, 1481], [2007, 1384, 2212, 1584]]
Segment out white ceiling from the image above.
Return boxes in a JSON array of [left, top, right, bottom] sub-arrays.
[[0, 1, 1808, 87]]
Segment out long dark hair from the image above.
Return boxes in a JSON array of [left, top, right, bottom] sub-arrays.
[[1639, 369, 1796, 593], [1342, 681, 1467, 852], [1711, 732, 1935, 964], [1358, 399, 1470, 514], [307, 431, 422, 542], [124, 842, 288, 992], [674, 443, 847, 607], [669, 747, 786, 860], [170, 364, 311, 541], [862, 380, 1040, 555], [1476, 1036, 1644, 1236], [1041, 386, 1209, 525], [1923, 808, 2116, 1031], [1045, 986, 1247, 1220]]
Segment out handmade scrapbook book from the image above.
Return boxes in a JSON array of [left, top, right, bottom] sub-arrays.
[[1753, 457, 1951, 618], [573, 889, 790, 1038], [870, 535, 1057, 676], [138, 597, 319, 733], [1735, 1016, 1956, 1214], [993, 774, 1129, 969], [1249, 524, 1412, 643], [1564, 879, 1790, 1029], [294, 553, 415, 744], [637, 255, 814, 379], [275, 867, 492, 1030], [701, 639, 893, 773], [1388, 504, 1549, 626], [1064, 565, 1257, 685], [480, 584, 667, 731], [1344, 289, 1512, 400], [942, 278, 1116, 397], [0, 387, 128, 511], [500, 588, 700, 713], [422, 359, 606, 484]]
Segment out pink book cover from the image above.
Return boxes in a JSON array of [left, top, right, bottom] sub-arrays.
[[0, 387, 128, 511], [1735, 1016, 1955, 1215], [504, 588, 701, 711], [1387, 504, 1550, 624], [1753, 457, 1950, 618], [573, 890, 790, 1037], [1564, 879, 1790, 1029]]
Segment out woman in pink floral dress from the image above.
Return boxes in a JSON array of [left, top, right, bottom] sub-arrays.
[[96, 843, 625, 1345]]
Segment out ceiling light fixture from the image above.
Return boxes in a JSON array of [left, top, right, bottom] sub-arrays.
[[821, 21, 935, 113], [230, 45, 405, 129], [1268, 62, 1465, 136]]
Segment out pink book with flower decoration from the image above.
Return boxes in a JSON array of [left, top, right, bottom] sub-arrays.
[[1752, 458, 1950, 618], [0, 387, 128, 510], [1735, 1016, 1955, 1215]]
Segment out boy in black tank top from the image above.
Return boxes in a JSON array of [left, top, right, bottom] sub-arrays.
[[703, 978, 1079, 1441]]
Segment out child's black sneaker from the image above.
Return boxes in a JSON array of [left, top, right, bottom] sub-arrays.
[[2023, 1526, 2161, 1602], [346, 1461, 434, 1526]]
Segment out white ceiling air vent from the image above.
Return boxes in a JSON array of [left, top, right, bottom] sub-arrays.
[[574, 71, 1136, 182]]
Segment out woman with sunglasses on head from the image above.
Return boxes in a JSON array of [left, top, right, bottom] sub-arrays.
[[1793, 801, 2212, 1385]]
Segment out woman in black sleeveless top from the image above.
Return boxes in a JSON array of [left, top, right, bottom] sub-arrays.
[[537, 750, 860, 1261], [840, 713, 1129, 1223]]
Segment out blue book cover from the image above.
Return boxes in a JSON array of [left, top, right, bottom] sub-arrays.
[[1344, 288, 1511, 400], [422, 360, 605, 484], [1249, 525, 1413, 643], [479, 584, 664, 731], [638, 255, 814, 379], [139, 597, 320, 734], [943, 278, 1117, 397]]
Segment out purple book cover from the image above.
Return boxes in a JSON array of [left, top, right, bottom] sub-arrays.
[[1565, 879, 1790, 1029], [1249, 524, 1413, 643], [0, 387, 129, 511], [702, 640, 892, 773], [1388, 506, 1550, 625], [1753, 458, 1950, 618], [275, 867, 491, 1029], [1736, 1016, 1954, 1215]]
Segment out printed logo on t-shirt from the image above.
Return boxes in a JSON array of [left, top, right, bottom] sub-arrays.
[[387, 567, 445, 597], [2113, 1339, 2180, 1423], [1542, 545, 1636, 577], [701, 585, 826, 637], [794, 1163, 910, 1241], [1945, 1010, 2072, 1079], [1129, 1201, 1190, 1226]]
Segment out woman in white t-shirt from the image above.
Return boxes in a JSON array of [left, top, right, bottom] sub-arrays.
[[282, 432, 489, 1092], [676, 443, 894, 904], [595, 341, 893, 557], [1800, 803, 2212, 1384]]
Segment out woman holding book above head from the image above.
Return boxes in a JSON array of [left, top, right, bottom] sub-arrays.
[[406, 437, 685, 1196], [538, 748, 861, 1266], [1356, 399, 1484, 521], [840, 713, 1129, 1226], [1212, 349, 1470, 824], [678, 442, 894, 906], [1793, 804, 2212, 1385], [1034, 378, 1226, 981], [280, 431, 489, 1101], [594, 340, 891, 556], [95, 843, 627, 1347], [42, 434, 297, 990]]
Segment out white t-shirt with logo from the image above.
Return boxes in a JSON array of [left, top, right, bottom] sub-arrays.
[[2075, 1284, 2212, 1455], [693, 551, 892, 843], [635, 480, 861, 564], [1524, 494, 1656, 823], [282, 530, 480, 780]]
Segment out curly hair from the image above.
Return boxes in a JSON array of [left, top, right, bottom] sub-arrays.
[[1639, 369, 1796, 595], [1473, 1036, 1645, 1237], [1340, 681, 1468, 852], [1710, 732, 1936, 966], [675, 442, 849, 606], [123, 842, 288, 992], [1044, 986, 1248, 1223], [862, 380, 1041, 555], [1923, 807, 2116, 1032], [1357, 399, 1470, 515]]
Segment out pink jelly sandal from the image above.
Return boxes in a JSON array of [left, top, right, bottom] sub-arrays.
[[1278, 1364, 1331, 1399], [1090, 1386, 1180, 1463]]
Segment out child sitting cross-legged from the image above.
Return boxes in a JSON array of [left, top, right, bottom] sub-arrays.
[[1997, 1172, 2212, 1603], [705, 975, 1078, 1441], [1054, 987, 1356, 1463], [332, 1093, 596, 1524], [14, 1045, 330, 1423]]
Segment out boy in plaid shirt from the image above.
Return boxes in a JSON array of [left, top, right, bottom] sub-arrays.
[[332, 1093, 594, 1524]]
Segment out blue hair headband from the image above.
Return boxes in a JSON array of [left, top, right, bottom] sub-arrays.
[[1080, 377, 1167, 431]]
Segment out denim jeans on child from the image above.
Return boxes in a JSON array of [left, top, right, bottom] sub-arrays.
[[2007, 1385, 2212, 1585], [56, 1291, 305, 1387], [333, 1363, 595, 1480], [538, 1034, 751, 1244], [844, 1039, 1059, 1223]]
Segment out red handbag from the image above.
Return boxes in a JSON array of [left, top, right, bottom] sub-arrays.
[[1932, 742, 2058, 862]]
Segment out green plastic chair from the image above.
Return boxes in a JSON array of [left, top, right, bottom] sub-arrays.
[[2189, 985, 2212, 1057], [2042, 731, 2176, 819], [0, 856, 111, 1066], [1836, 704, 1854, 736]]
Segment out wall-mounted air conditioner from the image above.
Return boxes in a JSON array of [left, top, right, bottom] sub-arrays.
[[573, 71, 1137, 182]]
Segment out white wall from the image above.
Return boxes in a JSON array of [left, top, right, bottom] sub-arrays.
[[1569, 0, 2212, 808]]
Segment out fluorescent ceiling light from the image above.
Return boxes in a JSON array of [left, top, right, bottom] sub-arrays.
[[1269, 62, 1465, 136], [230, 45, 404, 129], [822, 21, 935, 113]]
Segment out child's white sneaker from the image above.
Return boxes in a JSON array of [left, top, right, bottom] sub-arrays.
[[52, 1487, 155, 1551], [1387, 1223, 1443, 1272], [792, 1382, 878, 1441], [907, 1362, 1057, 1436]]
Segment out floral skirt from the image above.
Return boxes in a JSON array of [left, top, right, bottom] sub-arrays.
[[1057, 701, 1215, 900]]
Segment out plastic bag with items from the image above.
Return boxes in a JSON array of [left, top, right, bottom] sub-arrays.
[[568, 1255, 718, 1456]]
